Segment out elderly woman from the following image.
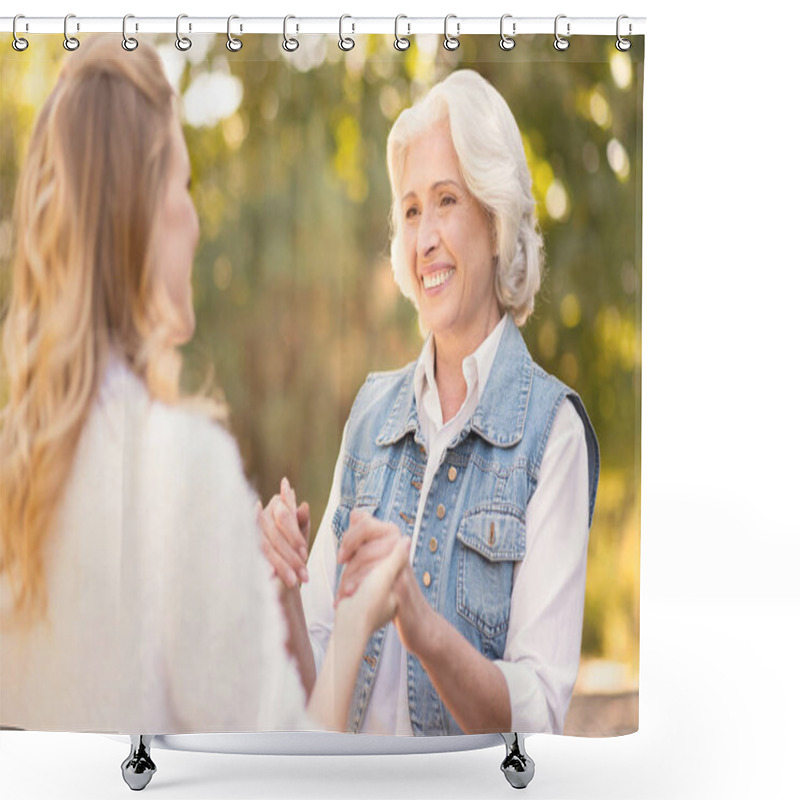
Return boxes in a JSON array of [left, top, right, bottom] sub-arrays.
[[0, 36, 408, 737], [260, 69, 600, 736]]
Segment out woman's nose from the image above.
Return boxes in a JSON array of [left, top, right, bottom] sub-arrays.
[[417, 209, 440, 258]]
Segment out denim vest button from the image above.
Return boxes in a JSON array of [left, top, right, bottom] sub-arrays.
[[448, 466, 457, 481], [429, 537, 438, 553], [422, 571, 431, 587], [436, 503, 445, 519]]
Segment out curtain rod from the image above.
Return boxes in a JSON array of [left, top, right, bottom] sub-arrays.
[[1, 16, 646, 37]]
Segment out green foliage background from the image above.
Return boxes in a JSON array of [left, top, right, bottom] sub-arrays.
[[1, 33, 642, 690]]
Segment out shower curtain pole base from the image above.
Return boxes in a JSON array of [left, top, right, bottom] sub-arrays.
[[500, 733, 535, 789], [121, 735, 156, 791]]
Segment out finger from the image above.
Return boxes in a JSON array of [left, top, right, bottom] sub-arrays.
[[335, 537, 399, 601], [275, 484, 308, 562], [379, 538, 413, 589], [336, 535, 404, 605], [260, 529, 298, 588], [336, 539, 411, 612], [262, 501, 309, 582], [271, 498, 309, 561], [338, 515, 399, 565], [281, 477, 297, 515], [296, 501, 310, 560]]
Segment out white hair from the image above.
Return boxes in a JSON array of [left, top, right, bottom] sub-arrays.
[[387, 69, 544, 326]]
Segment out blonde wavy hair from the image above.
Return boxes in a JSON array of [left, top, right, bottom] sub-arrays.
[[0, 36, 221, 625]]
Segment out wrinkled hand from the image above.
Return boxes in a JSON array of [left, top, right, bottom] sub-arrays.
[[388, 557, 433, 657], [335, 511, 403, 607], [257, 477, 311, 589], [335, 512, 433, 654], [335, 537, 412, 635]]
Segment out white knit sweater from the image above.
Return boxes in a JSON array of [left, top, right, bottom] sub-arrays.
[[0, 360, 310, 734]]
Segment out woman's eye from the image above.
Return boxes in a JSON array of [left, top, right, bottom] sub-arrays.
[[405, 206, 418, 219], [441, 195, 456, 206]]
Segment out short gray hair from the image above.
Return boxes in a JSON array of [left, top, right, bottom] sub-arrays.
[[387, 69, 544, 326]]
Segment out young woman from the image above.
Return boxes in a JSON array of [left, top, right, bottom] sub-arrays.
[[0, 35, 407, 735]]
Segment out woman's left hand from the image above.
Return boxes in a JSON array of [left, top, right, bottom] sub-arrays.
[[335, 537, 412, 636], [335, 512, 403, 605], [337, 514, 434, 654]]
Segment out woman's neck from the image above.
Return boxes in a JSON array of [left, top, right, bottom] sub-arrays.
[[432, 310, 502, 424]]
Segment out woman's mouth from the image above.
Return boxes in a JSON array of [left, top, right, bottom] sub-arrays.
[[422, 268, 455, 290]]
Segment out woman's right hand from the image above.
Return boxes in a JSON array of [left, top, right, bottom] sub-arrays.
[[335, 537, 412, 636], [257, 477, 310, 590]]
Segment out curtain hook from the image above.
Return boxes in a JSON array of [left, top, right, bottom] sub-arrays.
[[282, 15, 299, 52], [122, 14, 138, 51], [12, 14, 29, 51], [176, 13, 192, 51], [339, 14, 355, 51], [554, 14, 570, 51], [63, 13, 80, 51], [616, 15, 632, 51], [499, 14, 515, 51], [394, 15, 410, 51], [226, 15, 243, 51], [443, 14, 460, 51]]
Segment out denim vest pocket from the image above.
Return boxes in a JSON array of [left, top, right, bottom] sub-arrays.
[[455, 505, 526, 641]]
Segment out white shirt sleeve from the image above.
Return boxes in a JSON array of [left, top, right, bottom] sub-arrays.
[[492, 399, 590, 734], [300, 422, 348, 676], [147, 407, 314, 733]]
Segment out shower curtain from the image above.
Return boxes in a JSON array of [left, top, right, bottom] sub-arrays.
[[0, 26, 642, 741]]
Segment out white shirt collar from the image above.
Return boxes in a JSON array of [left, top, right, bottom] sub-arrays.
[[413, 313, 510, 433]]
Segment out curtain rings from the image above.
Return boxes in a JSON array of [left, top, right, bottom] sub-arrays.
[[339, 14, 355, 51], [226, 15, 243, 52], [122, 14, 138, 51], [499, 14, 515, 51], [554, 14, 570, 51], [616, 15, 632, 51], [12, 14, 29, 51], [443, 14, 460, 51], [394, 15, 410, 51], [282, 15, 299, 51], [175, 14, 192, 51], [63, 13, 80, 51]]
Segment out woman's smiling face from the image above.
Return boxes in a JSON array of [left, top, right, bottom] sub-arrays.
[[400, 120, 500, 348]]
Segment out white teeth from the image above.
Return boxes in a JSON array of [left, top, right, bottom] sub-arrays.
[[422, 269, 455, 289]]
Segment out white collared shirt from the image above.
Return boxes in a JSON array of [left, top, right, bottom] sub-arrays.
[[302, 314, 590, 733]]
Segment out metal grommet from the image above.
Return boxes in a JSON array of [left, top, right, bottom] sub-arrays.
[[282, 15, 299, 52], [175, 13, 192, 51], [554, 14, 570, 51], [339, 14, 355, 51], [443, 14, 460, 51], [226, 15, 243, 51], [616, 15, 632, 51], [122, 14, 138, 51], [394, 14, 410, 51], [499, 13, 515, 51], [12, 14, 29, 51], [63, 13, 80, 51]]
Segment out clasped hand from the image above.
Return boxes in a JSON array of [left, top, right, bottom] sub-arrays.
[[257, 480, 430, 654]]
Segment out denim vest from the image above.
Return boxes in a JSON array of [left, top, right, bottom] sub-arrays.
[[332, 321, 600, 735]]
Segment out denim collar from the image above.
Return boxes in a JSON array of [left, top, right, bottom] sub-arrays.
[[375, 318, 532, 449]]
